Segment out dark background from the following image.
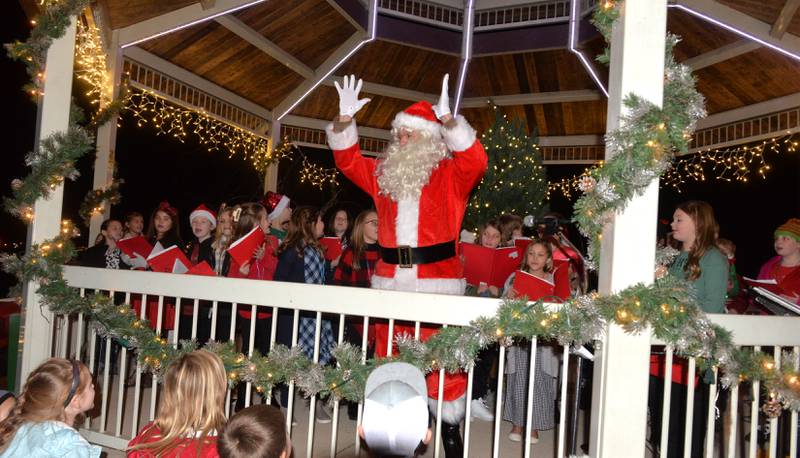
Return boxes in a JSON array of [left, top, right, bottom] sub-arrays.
[[1, 1, 799, 297]]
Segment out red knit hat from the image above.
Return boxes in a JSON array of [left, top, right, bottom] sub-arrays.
[[775, 218, 800, 242], [391, 101, 442, 137], [190, 204, 217, 230]]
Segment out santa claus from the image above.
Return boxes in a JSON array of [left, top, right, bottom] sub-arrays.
[[326, 74, 487, 456]]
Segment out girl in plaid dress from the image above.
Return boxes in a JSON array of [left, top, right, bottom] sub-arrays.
[[275, 207, 337, 365], [502, 241, 569, 443]]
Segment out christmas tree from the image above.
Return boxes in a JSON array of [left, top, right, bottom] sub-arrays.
[[463, 107, 548, 232]]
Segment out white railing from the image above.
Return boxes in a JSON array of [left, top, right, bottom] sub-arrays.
[[44, 266, 800, 457], [650, 315, 800, 458]]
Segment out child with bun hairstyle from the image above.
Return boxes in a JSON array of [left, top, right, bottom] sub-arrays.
[[127, 351, 227, 457], [0, 358, 99, 457]]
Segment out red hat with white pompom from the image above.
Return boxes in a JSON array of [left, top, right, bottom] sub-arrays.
[[391, 101, 442, 137], [263, 191, 290, 221], [189, 204, 217, 230]]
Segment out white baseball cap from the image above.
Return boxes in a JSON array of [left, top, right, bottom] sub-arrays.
[[362, 362, 429, 457]]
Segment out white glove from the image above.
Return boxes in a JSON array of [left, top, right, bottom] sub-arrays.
[[334, 75, 371, 117], [432, 73, 451, 120], [128, 253, 148, 269]]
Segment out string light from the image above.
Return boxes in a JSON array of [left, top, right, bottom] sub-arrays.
[[298, 156, 339, 190], [661, 134, 798, 191], [75, 19, 112, 110], [547, 134, 798, 199], [124, 90, 275, 171]]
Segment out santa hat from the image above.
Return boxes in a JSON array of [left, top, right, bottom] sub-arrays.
[[263, 191, 290, 221], [189, 204, 217, 230], [775, 218, 800, 242], [391, 101, 442, 138]]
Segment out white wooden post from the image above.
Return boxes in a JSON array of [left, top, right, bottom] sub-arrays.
[[20, 19, 78, 383], [589, 1, 667, 456], [263, 120, 280, 193], [89, 29, 123, 242]]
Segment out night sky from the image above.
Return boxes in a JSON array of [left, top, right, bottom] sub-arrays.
[[1, 2, 799, 297]]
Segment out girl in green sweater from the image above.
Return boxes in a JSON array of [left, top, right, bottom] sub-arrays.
[[668, 200, 729, 314]]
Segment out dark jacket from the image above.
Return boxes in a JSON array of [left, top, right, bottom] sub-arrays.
[[185, 237, 215, 269], [79, 243, 132, 270]]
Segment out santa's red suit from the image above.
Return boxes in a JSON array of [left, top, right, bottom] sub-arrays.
[[326, 101, 487, 424]]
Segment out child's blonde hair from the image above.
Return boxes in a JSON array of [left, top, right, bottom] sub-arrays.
[[0, 358, 93, 453], [520, 240, 554, 274], [128, 350, 227, 455]]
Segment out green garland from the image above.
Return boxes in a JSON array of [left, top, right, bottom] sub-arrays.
[[78, 179, 123, 226], [5, 123, 94, 218], [575, 2, 706, 267], [5, 0, 91, 97], [4, 0, 800, 421]]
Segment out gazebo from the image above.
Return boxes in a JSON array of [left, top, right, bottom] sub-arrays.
[[13, 0, 800, 456]]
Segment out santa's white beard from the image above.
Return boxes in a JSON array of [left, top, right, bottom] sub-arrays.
[[376, 131, 450, 201]]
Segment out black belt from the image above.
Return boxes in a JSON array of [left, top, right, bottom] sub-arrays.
[[380, 240, 457, 268]]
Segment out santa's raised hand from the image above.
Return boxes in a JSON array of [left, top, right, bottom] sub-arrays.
[[335, 75, 371, 121], [432, 73, 453, 123]]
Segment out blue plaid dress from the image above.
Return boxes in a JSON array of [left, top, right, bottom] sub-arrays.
[[297, 246, 335, 364]]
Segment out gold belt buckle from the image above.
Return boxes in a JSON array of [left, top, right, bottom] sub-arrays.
[[397, 245, 413, 268]]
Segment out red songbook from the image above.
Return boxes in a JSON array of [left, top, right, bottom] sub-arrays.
[[187, 261, 215, 276], [227, 226, 266, 267], [742, 277, 784, 295], [461, 243, 521, 288], [512, 270, 555, 301], [319, 237, 343, 261], [146, 245, 191, 274], [117, 236, 153, 258], [514, 237, 533, 255]]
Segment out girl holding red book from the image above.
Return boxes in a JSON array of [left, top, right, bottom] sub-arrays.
[[226, 202, 279, 412], [131, 201, 183, 332], [502, 240, 569, 443]]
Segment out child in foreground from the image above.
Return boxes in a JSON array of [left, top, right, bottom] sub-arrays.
[[0, 358, 99, 457], [127, 350, 227, 457], [218, 404, 291, 458]]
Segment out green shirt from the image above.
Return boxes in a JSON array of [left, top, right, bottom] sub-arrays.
[[668, 247, 729, 314]]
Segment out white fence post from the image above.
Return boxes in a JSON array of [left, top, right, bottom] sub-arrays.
[[589, 1, 667, 456], [19, 18, 78, 384]]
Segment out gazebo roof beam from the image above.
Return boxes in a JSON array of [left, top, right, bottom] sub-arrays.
[[684, 40, 760, 70], [771, 0, 800, 38], [274, 0, 378, 120], [214, 15, 315, 79], [671, 0, 800, 63], [123, 46, 272, 120], [460, 90, 603, 107], [695, 91, 800, 130], [118, 0, 268, 48]]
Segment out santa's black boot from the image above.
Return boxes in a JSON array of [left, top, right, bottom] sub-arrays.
[[441, 422, 464, 457]]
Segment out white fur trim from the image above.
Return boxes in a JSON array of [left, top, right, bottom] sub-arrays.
[[428, 393, 466, 424], [392, 112, 442, 138], [396, 199, 419, 246], [441, 115, 476, 152], [268, 195, 290, 221], [372, 273, 466, 295], [325, 120, 359, 151], [371, 198, 466, 294], [189, 209, 216, 229]]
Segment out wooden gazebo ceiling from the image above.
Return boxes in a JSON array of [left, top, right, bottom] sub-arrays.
[[92, 0, 800, 138]]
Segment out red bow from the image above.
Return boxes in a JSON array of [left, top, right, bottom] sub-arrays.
[[158, 201, 178, 217]]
